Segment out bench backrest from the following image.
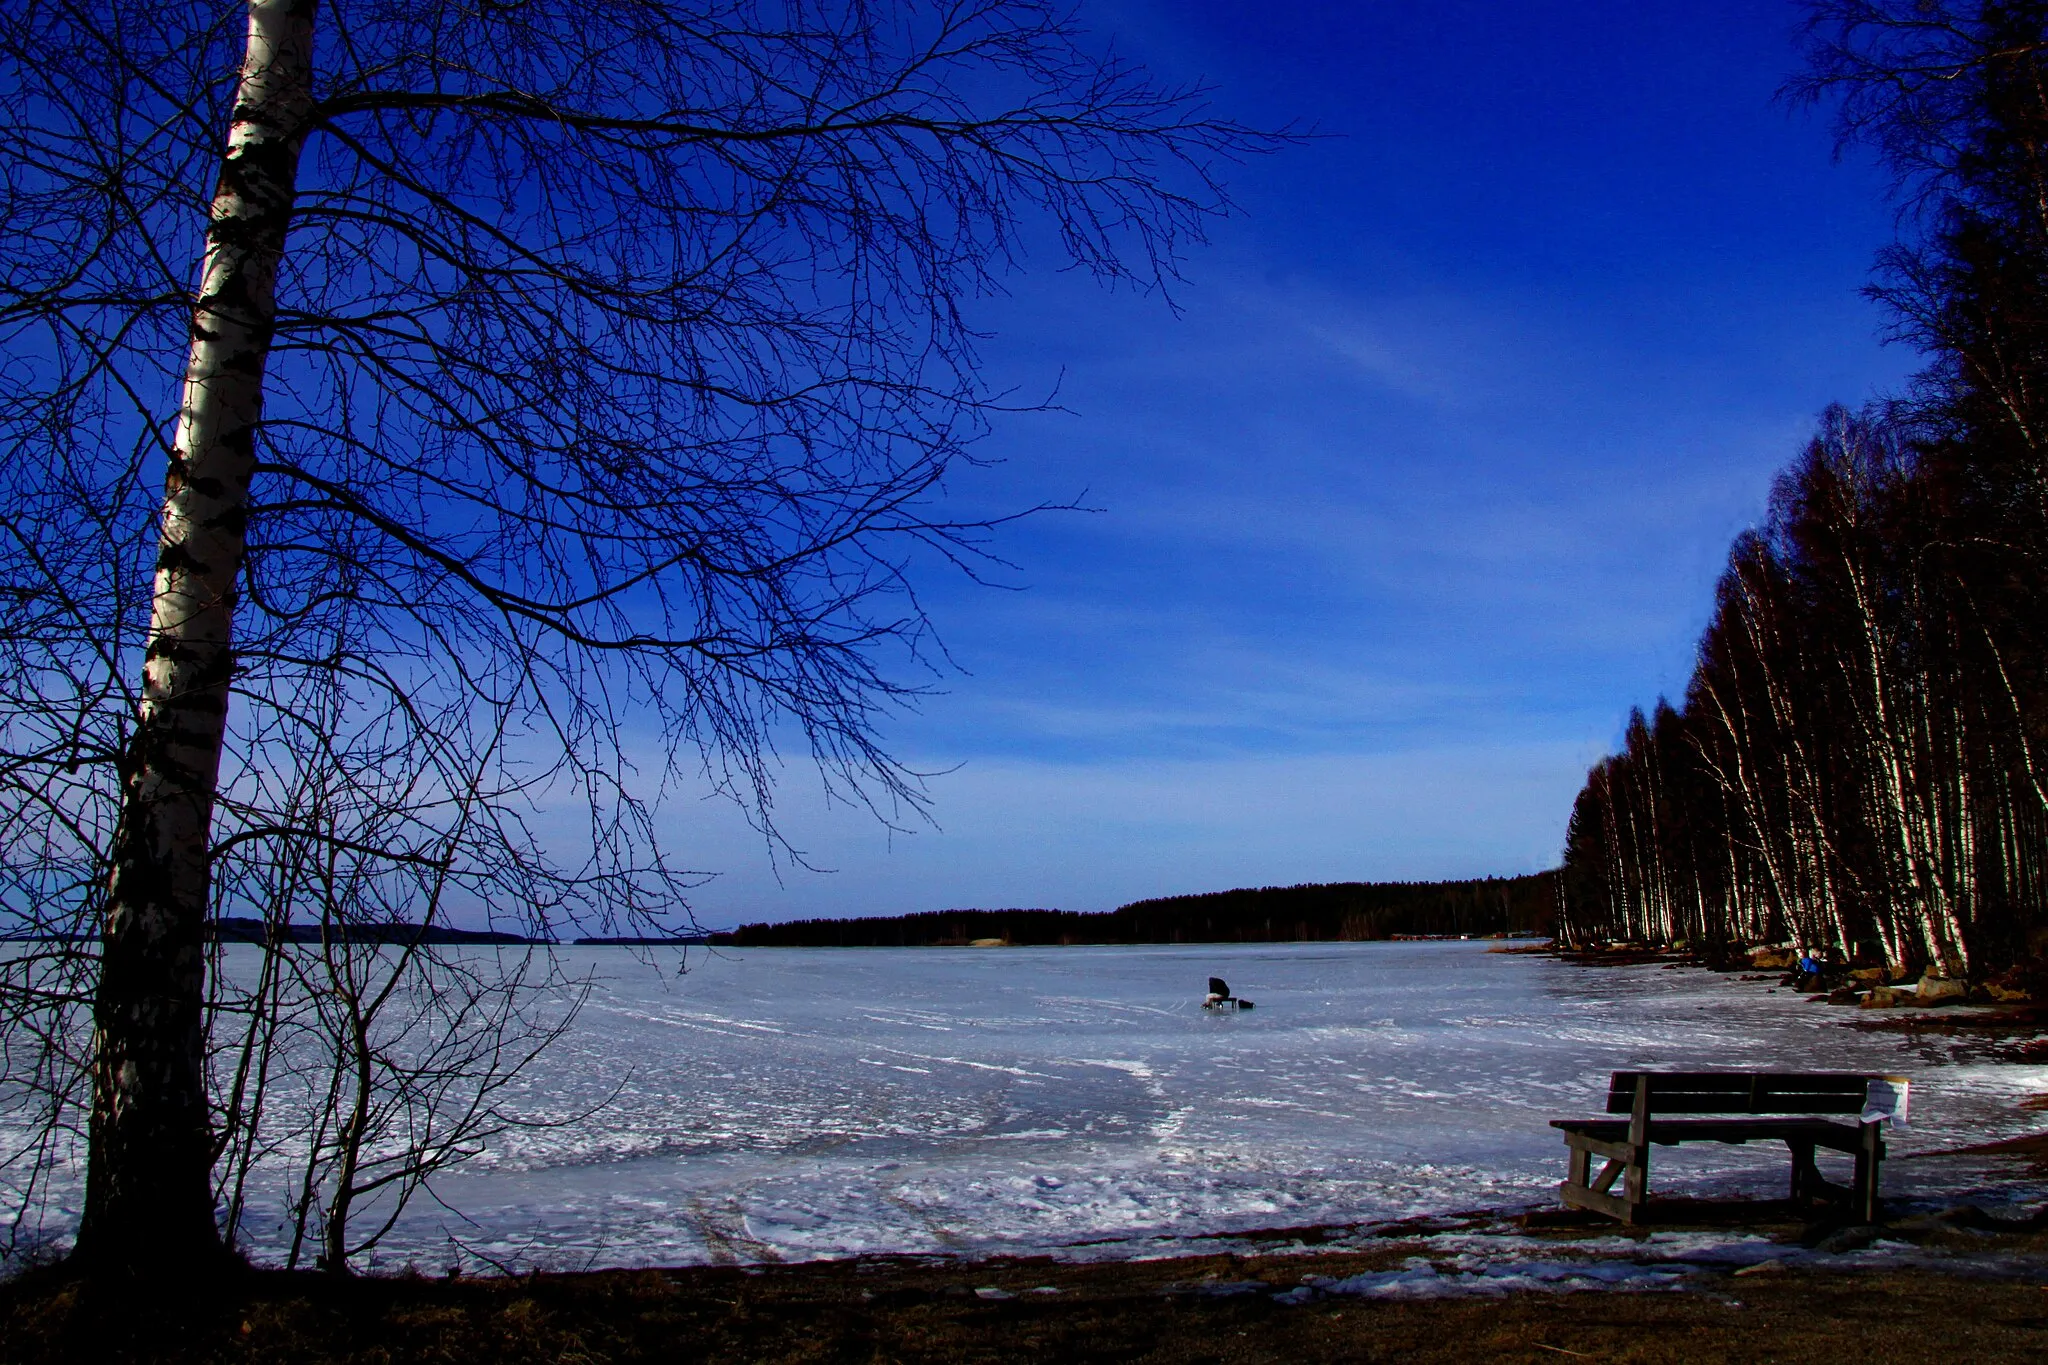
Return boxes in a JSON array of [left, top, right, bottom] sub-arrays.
[[1604, 1071, 1869, 1116]]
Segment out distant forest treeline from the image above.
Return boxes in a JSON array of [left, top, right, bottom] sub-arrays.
[[713, 873, 1555, 946], [1559, 5, 2048, 979]]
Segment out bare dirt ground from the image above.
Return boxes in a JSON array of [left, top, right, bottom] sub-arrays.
[[6, 1203, 2046, 1364]]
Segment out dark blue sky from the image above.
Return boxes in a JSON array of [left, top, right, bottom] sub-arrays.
[[674, 0, 1916, 925]]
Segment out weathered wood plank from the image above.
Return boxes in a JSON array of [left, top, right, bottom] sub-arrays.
[[1606, 1071, 1870, 1092], [1556, 1117, 1866, 1150], [1603, 1072, 1869, 1115], [1559, 1180, 1635, 1222], [1556, 1129, 1635, 1164]]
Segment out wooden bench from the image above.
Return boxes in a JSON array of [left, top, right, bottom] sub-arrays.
[[1551, 1071, 1902, 1225]]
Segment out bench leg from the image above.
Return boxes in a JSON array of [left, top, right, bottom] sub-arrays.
[[1621, 1145, 1648, 1222], [1854, 1121, 1883, 1223], [1567, 1146, 1647, 1223], [1788, 1139, 1816, 1204], [1616, 1074, 1649, 1223], [1557, 1073, 1653, 1225], [1560, 1137, 1639, 1222]]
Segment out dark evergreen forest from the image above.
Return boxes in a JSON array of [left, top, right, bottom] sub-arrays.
[[715, 873, 1555, 946], [1558, 3, 2048, 981]]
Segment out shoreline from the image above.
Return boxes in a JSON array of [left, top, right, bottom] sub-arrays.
[[1539, 939, 2048, 1023], [8, 1195, 2047, 1362]]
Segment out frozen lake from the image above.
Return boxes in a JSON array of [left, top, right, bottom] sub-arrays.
[[9, 941, 2046, 1270], [306, 940, 2048, 1270]]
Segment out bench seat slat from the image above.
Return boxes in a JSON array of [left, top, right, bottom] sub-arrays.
[[1606, 1072, 1869, 1090], [1554, 1116, 1867, 1153], [1602, 1094, 1865, 1115], [1603, 1071, 1871, 1115]]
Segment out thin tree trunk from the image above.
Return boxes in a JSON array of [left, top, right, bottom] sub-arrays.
[[79, 0, 317, 1265]]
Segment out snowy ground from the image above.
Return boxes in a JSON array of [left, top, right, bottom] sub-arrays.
[[9, 940, 2047, 1272]]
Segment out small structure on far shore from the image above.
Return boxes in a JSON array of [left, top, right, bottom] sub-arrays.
[[1203, 976, 1254, 1010]]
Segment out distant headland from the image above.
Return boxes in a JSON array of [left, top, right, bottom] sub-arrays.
[[709, 872, 1556, 947]]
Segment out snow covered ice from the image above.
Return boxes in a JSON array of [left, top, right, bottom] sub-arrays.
[[11, 940, 2048, 1270], [320, 940, 2048, 1270]]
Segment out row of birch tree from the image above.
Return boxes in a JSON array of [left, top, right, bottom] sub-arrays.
[[1558, 2, 2048, 978]]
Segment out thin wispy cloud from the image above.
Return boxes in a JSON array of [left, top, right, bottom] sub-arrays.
[[655, 2, 1923, 923]]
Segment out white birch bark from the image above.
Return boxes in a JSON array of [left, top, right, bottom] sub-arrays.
[[1730, 571, 1842, 953], [81, 0, 318, 1262], [1839, 557, 1967, 972]]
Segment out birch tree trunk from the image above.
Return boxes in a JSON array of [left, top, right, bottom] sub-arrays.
[[78, 0, 316, 1264]]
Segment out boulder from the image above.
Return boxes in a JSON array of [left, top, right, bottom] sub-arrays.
[[1812, 1223, 1883, 1255], [1848, 966, 1889, 984], [1860, 986, 1905, 1009], [1916, 976, 1966, 1004], [1984, 963, 2041, 1003], [1750, 948, 1798, 970]]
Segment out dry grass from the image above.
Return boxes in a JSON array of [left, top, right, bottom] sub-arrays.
[[6, 1214, 2047, 1364]]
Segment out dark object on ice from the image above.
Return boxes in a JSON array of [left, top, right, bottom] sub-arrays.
[[1204, 978, 1254, 1010], [1550, 1070, 1899, 1225]]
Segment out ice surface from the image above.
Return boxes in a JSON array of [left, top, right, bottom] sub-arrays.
[[9, 940, 2048, 1270]]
